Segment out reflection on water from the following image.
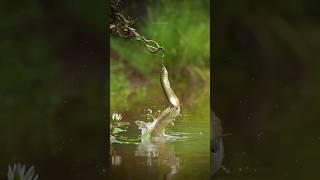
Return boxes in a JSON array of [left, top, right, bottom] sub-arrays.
[[134, 139, 180, 179], [111, 146, 122, 166], [110, 126, 208, 179]]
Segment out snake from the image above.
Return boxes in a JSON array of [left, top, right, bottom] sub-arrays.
[[160, 64, 180, 107]]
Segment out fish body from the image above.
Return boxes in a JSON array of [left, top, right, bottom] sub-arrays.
[[136, 106, 180, 141]]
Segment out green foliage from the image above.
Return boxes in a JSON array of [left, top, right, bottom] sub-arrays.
[[143, 0, 210, 68], [110, 0, 210, 110], [110, 58, 131, 110]]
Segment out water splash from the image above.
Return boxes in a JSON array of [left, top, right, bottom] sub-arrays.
[[135, 106, 180, 141]]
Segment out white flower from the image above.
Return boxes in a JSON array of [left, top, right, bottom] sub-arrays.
[[8, 163, 38, 180], [112, 113, 122, 121]]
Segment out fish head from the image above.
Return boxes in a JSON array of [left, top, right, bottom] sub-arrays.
[[151, 106, 180, 138]]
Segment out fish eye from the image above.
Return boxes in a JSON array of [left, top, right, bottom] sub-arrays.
[[211, 144, 217, 153]]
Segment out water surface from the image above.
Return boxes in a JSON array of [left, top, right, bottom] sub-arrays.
[[110, 85, 210, 180]]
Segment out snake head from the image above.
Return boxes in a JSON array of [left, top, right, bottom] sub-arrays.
[[161, 64, 168, 74]]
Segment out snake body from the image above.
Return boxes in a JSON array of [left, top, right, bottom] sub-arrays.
[[160, 64, 180, 107]]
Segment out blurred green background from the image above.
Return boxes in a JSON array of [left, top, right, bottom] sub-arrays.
[[213, 0, 320, 179], [110, 0, 210, 110], [2, 0, 319, 179], [0, 1, 108, 179]]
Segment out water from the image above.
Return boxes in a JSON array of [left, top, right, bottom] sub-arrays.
[[110, 85, 210, 180]]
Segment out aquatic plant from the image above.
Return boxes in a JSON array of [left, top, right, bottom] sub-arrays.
[[110, 112, 132, 144], [7, 163, 38, 180]]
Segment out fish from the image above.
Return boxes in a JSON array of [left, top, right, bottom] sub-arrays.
[[160, 64, 180, 107], [135, 106, 180, 141], [211, 136, 224, 175], [211, 110, 224, 176]]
